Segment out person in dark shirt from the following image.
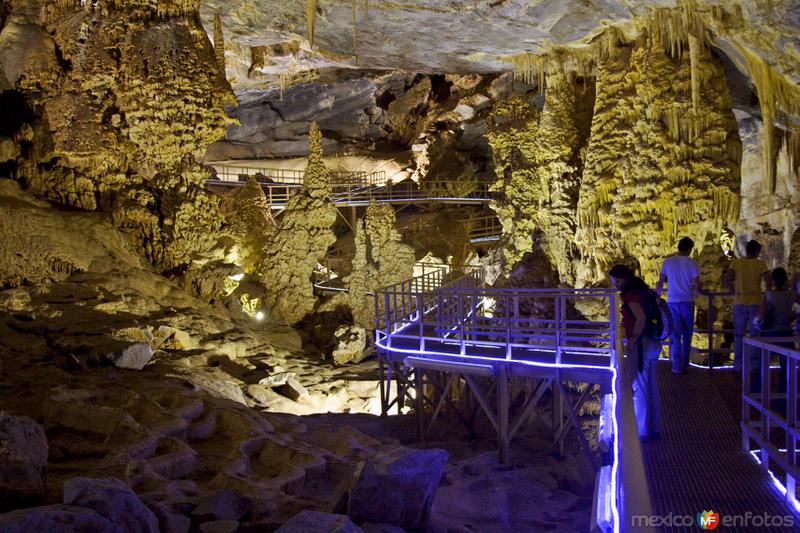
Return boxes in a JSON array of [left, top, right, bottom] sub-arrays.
[[610, 264, 662, 440]]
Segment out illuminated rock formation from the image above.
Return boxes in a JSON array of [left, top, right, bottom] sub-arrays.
[[257, 122, 336, 325], [488, 68, 589, 281], [227, 175, 275, 275], [577, 22, 740, 286], [2, 0, 234, 273], [349, 203, 415, 331]]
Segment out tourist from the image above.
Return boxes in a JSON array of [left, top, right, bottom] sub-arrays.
[[656, 237, 702, 374], [753, 267, 794, 397], [724, 239, 769, 372], [609, 265, 661, 440]]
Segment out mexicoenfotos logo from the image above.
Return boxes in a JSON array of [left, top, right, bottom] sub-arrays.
[[697, 510, 720, 530]]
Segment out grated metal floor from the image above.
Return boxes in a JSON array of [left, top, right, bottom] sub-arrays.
[[640, 362, 799, 532]]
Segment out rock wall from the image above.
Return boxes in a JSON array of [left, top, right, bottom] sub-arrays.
[[206, 72, 391, 159], [0, 0, 234, 273], [490, 12, 742, 288]]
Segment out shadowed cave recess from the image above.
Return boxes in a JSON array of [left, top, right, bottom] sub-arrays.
[[0, 0, 798, 532]]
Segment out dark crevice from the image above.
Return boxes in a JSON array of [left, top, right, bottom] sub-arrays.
[[0, 90, 34, 137]]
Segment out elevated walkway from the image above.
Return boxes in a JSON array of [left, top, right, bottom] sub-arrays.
[[205, 165, 494, 209], [643, 361, 798, 532], [373, 268, 800, 532]]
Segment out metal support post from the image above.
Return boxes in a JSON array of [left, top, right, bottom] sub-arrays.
[[497, 364, 510, 465], [415, 369, 425, 443], [553, 376, 564, 456]]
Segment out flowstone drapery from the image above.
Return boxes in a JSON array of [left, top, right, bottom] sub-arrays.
[[257, 123, 337, 325], [3, 0, 234, 273], [490, 10, 741, 289], [488, 67, 588, 282], [575, 29, 740, 286]]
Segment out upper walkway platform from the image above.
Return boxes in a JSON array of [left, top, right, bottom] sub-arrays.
[[373, 266, 800, 532], [205, 164, 494, 209]]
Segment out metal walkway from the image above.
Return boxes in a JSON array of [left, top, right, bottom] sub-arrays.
[[643, 362, 798, 532], [373, 267, 800, 533], [205, 168, 494, 209]]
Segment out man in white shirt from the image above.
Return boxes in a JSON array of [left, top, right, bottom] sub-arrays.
[[657, 237, 703, 373]]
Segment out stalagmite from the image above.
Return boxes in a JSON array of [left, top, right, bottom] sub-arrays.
[[688, 33, 700, 115], [257, 123, 336, 325]]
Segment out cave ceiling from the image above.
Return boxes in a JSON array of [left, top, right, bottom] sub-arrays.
[[199, 0, 800, 92]]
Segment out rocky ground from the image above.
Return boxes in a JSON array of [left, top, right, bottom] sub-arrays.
[[0, 178, 594, 531]]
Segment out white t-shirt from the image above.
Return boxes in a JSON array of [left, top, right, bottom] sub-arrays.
[[660, 255, 700, 303]]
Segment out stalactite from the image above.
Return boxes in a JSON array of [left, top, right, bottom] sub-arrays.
[[506, 53, 547, 88], [738, 48, 800, 193], [787, 129, 800, 181], [213, 13, 225, 74], [305, 0, 317, 48], [688, 33, 700, 115]]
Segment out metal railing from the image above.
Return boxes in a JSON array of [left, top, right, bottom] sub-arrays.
[[373, 272, 652, 533], [461, 214, 502, 242], [689, 291, 735, 368], [206, 180, 495, 208], [329, 181, 494, 205], [376, 281, 616, 366], [207, 164, 385, 186], [742, 336, 800, 508]]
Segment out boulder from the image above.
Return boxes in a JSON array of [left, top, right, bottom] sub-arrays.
[[0, 504, 118, 533], [361, 524, 406, 533], [276, 510, 362, 533], [348, 448, 448, 529], [331, 325, 367, 365], [192, 489, 251, 522], [106, 343, 154, 370], [275, 377, 310, 401], [145, 501, 191, 533], [0, 412, 48, 511], [63, 477, 158, 533], [258, 371, 296, 387]]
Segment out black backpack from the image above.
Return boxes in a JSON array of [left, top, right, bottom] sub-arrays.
[[642, 289, 673, 341]]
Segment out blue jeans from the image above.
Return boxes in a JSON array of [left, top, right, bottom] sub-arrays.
[[668, 302, 694, 373], [628, 337, 662, 437], [733, 304, 760, 371]]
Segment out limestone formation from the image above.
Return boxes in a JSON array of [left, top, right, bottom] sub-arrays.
[[348, 203, 414, 331], [488, 66, 589, 281], [257, 122, 337, 325], [1, 0, 234, 274], [225, 175, 275, 276], [576, 21, 740, 286]]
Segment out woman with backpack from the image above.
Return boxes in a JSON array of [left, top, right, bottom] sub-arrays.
[[609, 264, 662, 440]]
